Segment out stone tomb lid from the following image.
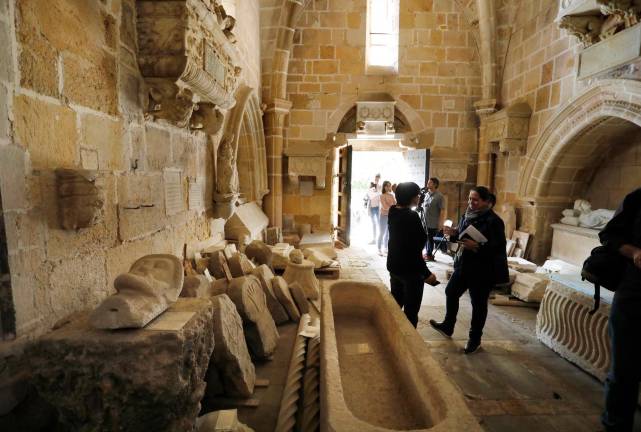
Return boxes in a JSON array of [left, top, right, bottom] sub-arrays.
[[550, 273, 614, 304]]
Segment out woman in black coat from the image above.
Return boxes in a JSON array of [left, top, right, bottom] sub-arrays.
[[387, 182, 438, 328], [430, 186, 508, 354]]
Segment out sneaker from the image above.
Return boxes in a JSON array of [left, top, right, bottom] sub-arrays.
[[368, 240, 376, 245], [464, 338, 481, 354], [429, 319, 453, 338], [378, 250, 384, 256]]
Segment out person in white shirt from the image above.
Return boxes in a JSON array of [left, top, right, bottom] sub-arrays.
[[364, 174, 382, 244]]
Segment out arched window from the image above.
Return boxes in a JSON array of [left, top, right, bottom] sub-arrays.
[[366, 0, 399, 74]]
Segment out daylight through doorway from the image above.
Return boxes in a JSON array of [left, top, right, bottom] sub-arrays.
[[350, 150, 422, 248]]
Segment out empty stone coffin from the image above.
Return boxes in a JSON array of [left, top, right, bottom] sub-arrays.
[[28, 298, 215, 432], [321, 281, 481, 431]]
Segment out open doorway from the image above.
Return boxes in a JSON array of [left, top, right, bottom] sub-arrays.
[[345, 144, 428, 248]]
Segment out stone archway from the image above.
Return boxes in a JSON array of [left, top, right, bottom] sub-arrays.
[[225, 86, 269, 205], [517, 79, 641, 262]]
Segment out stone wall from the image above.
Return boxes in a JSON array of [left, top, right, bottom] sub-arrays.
[[584, 136, 641, 210], [281, 0, 483, 232], [0, 0, 261, 339]]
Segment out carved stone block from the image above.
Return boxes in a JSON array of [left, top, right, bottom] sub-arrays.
[[511, 273, 550, 303], [29, 299, 215, 432], [251, 265, 289, 325], [484, 102, 532, 155], [272, 276, 300, 322], [283, 260, 320, 300], [209, 295, 256, 398], [55, 169, 105, 230], [227, 276, 279, 359], [224, 202, 269, 243]]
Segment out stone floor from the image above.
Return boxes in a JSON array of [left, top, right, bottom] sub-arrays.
[[336, 244, 641, 432]]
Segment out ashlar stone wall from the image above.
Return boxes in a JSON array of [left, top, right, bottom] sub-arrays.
[[281, 0, 483, 232], [0, 0, 261, 339]]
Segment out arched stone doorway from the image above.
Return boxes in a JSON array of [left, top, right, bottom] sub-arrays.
[[518, 80, 641, 262]]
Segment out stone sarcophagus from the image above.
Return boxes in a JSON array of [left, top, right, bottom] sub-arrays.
[[321, 281, 482, 431], [137, 0, 241, 128], [536, 274, 612, 380]]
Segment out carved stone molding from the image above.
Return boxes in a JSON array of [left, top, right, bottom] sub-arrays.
[[356, 101, 396, 136], [429, 148, 469, 183], [137, 0, 241, 128], [485, 102, 532, 155], [55, 169, 105, 230]]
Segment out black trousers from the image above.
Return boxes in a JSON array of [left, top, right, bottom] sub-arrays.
[[443, 268, 492, 340], [425, 228, 439, 257], [390, 272, 424, 328], [602, 292, 641, 431]]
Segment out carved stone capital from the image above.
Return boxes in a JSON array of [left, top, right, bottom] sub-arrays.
[[474, 98, 497, 118]]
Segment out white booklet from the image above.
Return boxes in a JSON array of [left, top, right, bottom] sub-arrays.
[[459, 224, 488, 244]]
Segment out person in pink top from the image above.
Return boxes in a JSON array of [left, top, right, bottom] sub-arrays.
[[378, 181, 397, 255]]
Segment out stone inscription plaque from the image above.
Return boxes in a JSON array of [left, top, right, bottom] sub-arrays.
[[164, 169, 183, 216]]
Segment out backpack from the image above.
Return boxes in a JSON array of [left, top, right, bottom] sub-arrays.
[[581, 245, 627, 314]]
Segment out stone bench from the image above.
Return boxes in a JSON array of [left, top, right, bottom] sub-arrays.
[[536, 273, 612, 381]]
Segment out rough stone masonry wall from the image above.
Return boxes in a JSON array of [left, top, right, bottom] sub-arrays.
[[0, 0, 261, 340], [281, 0, 483, 232], [493, 0, 584, 207]]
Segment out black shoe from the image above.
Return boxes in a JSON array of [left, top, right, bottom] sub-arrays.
[[429, 319, 453, 338], [464, 338, 481, 354]]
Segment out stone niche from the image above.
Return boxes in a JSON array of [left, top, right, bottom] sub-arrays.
[[557, 0, 641, 78], [137, 0, 241, 128], [485, 102, 532, 155]]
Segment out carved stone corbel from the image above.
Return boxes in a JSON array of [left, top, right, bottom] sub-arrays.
[[55, 169, 105, 230], [137, 0, 241, 128]]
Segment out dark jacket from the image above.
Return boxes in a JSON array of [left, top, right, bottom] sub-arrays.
[[451, 209, 508, 286], [386, 206, 432, 278], [599, 188, 641, 295]]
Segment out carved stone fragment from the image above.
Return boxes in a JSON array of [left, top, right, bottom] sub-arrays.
[[227, 276, 279, 359], [90, 254, 184, 329], [511, 273, 550, 303], [289, 282, 310, 315], [180, 275, 212, 298], [245, 240, 273, 269], [227, 253, 255, 278], [197, 409, 254, 432], [251, 265, 289, 324], [55, 169, 105, 230], [283, 260, 320, 301], [271, 276, 301, 322], [208, 250, 233, 280], [209, 295, 256, 398]]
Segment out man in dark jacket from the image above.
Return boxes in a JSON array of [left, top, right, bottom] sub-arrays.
[[600, 188, 641, 432], [430, 186, 508, 354], [387, 182, 438, 328]]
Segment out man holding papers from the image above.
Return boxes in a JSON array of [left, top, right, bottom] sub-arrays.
[[429, 186, 508, 354]]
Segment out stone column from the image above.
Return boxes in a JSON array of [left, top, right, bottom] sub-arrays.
[[263, 98, 292, 228], [474, 99, 497, 188]]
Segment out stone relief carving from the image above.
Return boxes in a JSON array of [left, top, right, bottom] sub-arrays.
[[287, 156, 327, 189], [137, 0, 241, 128], [485, 102, 532, 155], [55, 169, 105, 230], [557, 0, 641, 46], [217, 133, 240, 196], [89, 254, 184, 329]]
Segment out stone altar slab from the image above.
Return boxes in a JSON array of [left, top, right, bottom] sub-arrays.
[[28, 299, 215, 432]]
